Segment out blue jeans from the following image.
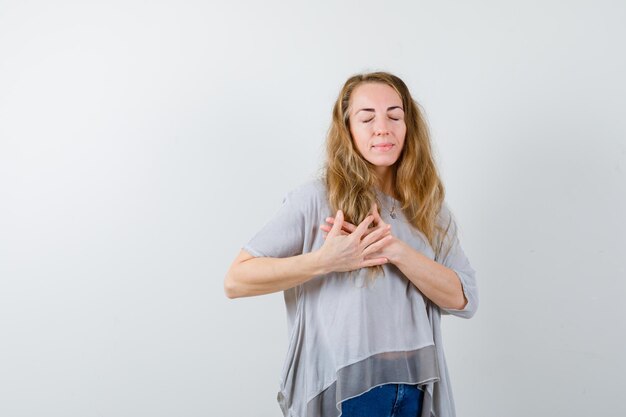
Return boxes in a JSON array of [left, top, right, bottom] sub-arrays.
[[340, 383, 424, 417]]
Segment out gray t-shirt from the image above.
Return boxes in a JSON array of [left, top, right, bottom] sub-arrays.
[[243, 177, 479, 417]]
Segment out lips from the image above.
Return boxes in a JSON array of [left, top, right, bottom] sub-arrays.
[[372, 143, 394, 151]]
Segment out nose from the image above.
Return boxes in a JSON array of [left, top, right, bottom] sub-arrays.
[[373, 118, 390, 135]]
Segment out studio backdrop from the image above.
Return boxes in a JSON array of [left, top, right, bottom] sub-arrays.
[[0, 1, 624, 416]]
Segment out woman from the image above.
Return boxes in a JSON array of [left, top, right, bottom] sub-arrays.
[[224, 71, 479, 417]]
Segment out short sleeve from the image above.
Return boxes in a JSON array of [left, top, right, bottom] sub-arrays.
[[242, 188, 308, 259], [435, 203, 479, 319]]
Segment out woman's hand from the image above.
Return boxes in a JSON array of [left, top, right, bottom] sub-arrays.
[[315, 204, 391, 273], [320, 202, 407, 265], [319, 203, 469, 312]]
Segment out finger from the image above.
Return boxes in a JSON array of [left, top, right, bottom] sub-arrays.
[[321, 231, 348, 239], [320, 224, 349, 235], [326, 215, 381, 238], [327, 222, 353, 235], [361, 225, 390, 248], [325, 216, 356, 233], [327, 213, 379, 239], [320, 224, 345, 232], [363, 250, 382, 259], [352, 214, 375, 240], [360, 257, 389, 268], [371, 202, 386, 227], [356, 211, 387, 242], [362, 235, 393, 257], [328, 209, 344, 237], [360, 224, 391, 248]]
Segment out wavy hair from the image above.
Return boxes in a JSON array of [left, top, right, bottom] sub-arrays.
[[321, 71, 455, 283]]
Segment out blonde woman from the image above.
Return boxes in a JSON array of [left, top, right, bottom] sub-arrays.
[[225, 71, 479, 417]]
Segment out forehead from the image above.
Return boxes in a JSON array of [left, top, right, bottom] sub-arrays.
[[350, 82, 402, 109]]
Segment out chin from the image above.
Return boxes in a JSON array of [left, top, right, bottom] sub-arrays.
[[368, 159, 399, 167]]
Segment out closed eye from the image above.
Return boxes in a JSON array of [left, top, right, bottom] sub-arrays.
[[362, 116, 401, 123]]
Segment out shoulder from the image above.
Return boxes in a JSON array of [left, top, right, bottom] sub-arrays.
[[436, 200, 460, 240], [437, 200, 461, 226], [284, 178, 327, 211], [285, 177, 327, 204], [437, 201, 453, 225]]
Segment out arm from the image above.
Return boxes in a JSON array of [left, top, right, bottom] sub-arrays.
[[224, 249, 326, 299], [225, 186, 320, 299], [372, 204, 478, 318], [322, 202, 478, 318], [226, 210, 390, 299], [391, 242, 467, 310]]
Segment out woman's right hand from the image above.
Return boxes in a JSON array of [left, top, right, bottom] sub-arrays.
[[315, 209, 391, 273]]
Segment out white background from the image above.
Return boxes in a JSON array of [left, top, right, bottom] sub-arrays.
[[1, 1, 625, 416]]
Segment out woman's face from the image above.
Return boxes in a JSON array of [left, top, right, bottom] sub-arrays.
[[348, 82, 406, 172]]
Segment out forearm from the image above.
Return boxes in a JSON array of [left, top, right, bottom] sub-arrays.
[[225, 251, 325, 298], [392, 242, 467, 310]]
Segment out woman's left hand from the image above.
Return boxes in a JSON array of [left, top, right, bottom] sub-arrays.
[[319, 202, 407, 265]]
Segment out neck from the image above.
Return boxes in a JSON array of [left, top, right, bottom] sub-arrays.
[[374, 167, 395, 197]]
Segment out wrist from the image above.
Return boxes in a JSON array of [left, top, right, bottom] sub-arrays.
[[388, 239, 411, 266], [307, 249, 332, 276], [392, 240, 428, 270]]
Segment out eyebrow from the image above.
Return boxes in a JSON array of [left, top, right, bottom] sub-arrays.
[[355, 106, 404, 114]]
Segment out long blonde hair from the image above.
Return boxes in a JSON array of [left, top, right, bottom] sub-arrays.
[[322, 71, 454, 282]]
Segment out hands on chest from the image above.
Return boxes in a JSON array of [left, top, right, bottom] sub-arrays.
[[316, 202, 408, 273]]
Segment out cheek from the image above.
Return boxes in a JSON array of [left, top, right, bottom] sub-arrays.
[[398, 125, 407, 143], [350, 128, 368, 148]]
